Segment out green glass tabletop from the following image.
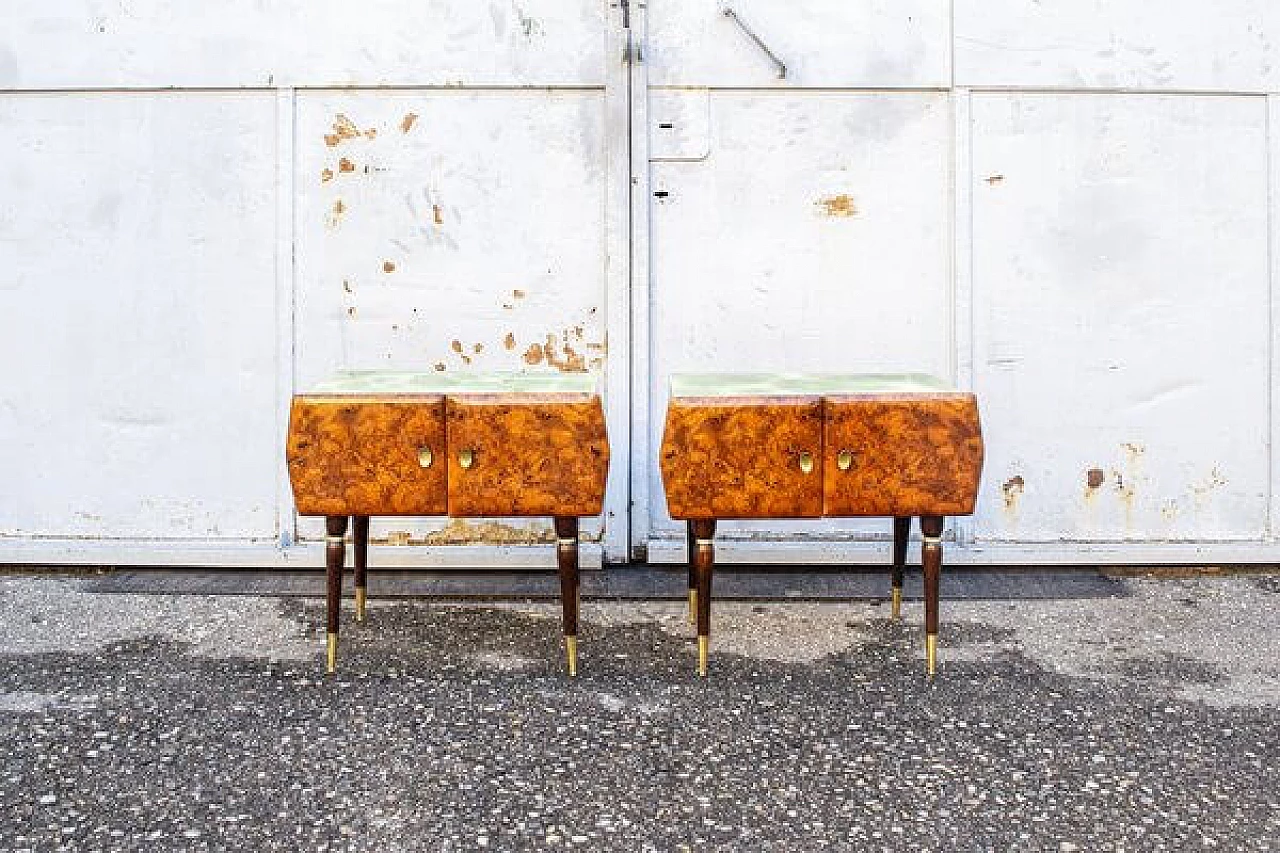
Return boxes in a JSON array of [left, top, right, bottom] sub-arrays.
[[303, 370, 601, 395], [669, 373, 952, 397]]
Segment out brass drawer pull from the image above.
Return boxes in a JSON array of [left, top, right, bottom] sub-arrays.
[[837, 449, 855, 471], [798, 451, 815, 475], [417, 447, 433, 469], [458, 448, 475, 470]]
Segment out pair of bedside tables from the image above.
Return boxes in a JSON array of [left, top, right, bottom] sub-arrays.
[[286, 371, 983, 678]]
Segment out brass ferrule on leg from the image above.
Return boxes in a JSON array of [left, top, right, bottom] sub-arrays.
[[565, 635, 578, 677], [926, 633, 938, 679], [891, 586, 903, 619], [326, 633, 338, 674], [697, 635, 709, 677], [355, 586, 367, 623], [688, 589, 697, 624]]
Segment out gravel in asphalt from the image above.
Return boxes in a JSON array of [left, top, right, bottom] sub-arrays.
[[0, 574, 1276, 852]]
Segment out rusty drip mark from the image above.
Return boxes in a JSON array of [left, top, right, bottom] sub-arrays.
[[325, 114, 362, 147], [817, 194, 857, 218], [383, 261, 396, 274], [400, 113, 419, 134], [1001, 475, 1025, 511], [986, 175, 1005, 185], [321, 168, 334, 183], [1086, 468, 1106, 490], [433, 204, 443, 226], [504, 332, 517, 350], [339, 158, 356, 173]]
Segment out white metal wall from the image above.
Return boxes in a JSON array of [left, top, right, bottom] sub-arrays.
[[2, 2, 1279, 566]]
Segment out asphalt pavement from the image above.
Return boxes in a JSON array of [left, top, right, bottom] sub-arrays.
[[0, 573, 1276, 851]]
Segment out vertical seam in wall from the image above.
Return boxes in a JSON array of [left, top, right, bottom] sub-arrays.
[[274, 87, 298, 550], [1268, 94, 1278, 542]]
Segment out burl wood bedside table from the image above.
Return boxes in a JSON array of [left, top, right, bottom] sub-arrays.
[[659, 374, 983, 677], [286, 371, 609, 676]]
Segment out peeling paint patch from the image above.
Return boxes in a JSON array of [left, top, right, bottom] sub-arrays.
[[339, 157, 356, 173], [523, 343, 545, 365], [473, 343, 483, 354], [324, 114, 362, 147], [400, 113, 419, 134], [382, 261, 396, 274], [421, 518, 553, 545], [451, 340, 464, 354], [1086, 468, 1106, 490], [513, 289, 526, 300], [985, 174, 1005, 185], [434, 362, 447, 372], [326, 199, 346, 229], [432, 204, 444, 226], [504, 332, 517, 350], [817, 194, 857, 218], [1001, 475, 1025, 511], [321, 168, 334, 183]]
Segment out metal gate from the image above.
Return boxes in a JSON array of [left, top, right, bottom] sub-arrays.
[[2, 2, 1279, 566]]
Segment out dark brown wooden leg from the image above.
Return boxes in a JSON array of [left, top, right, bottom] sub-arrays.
[[691, 519, 716, 676], [920, 515, 944, 678], [891, 516, 911, 619], [686, 520, 697, 625], [352, 515, 369, 623], [325, 515, 348, 674], [555, 516, 580, 676]]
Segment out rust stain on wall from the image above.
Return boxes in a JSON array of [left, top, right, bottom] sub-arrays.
[[1001, 475, 1025, 511], [400, 113, 419, 134], [504, 332, 517, 350], [817, 194, 858, 217]]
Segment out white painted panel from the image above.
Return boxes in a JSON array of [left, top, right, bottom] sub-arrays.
[[971, 94, 1270, 543], [0, 93, 279, 540], [0, 1, 604, 89], [646, 0, 950, 88], [294, 90, 611, 542], [646, 92, 953, 540], [955, 0, 1280, 92]]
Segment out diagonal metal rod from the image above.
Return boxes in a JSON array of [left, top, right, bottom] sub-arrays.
[[723, 7, 787, 79]]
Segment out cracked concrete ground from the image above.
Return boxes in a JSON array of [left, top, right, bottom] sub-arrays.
[[0, 574, 1276, 851]]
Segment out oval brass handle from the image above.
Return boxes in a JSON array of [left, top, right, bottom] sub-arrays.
[[798, 451, 815, 475], [417, 446, 433, 469], [837, 449, 855, 471], [458, 448, 475, 470]]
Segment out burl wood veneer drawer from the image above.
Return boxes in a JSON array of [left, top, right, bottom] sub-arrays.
[[822, 394, 984, 517], [286, 396, 447, 516], [445, 394, 609, 517], [660, 397, 824, 520]]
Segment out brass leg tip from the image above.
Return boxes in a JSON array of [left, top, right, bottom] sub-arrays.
[[697, 635, 709, 677], [565, 635, 578, 677], [326, 633, 338, 674], [355, 586, 367, 623], [926, 633, 938, 679], [891, 586, 903, 619], [688, 589, 697, 625]]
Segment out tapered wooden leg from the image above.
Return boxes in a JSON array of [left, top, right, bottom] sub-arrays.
[[352, 515, 369, 623], [325, 515, 348, 674], [891, 516, 911, 619], [686, 520, 697, 625], [555, 516, 580, 677], [920, 515, 944, 679], [691, 519, 716, 676]]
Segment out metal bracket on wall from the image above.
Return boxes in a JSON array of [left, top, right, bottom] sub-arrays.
[[723, 7, 787, 79]]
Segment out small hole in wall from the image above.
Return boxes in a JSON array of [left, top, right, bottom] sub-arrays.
[[658, 122, 674, 129], [654, 190, 670, 198]]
